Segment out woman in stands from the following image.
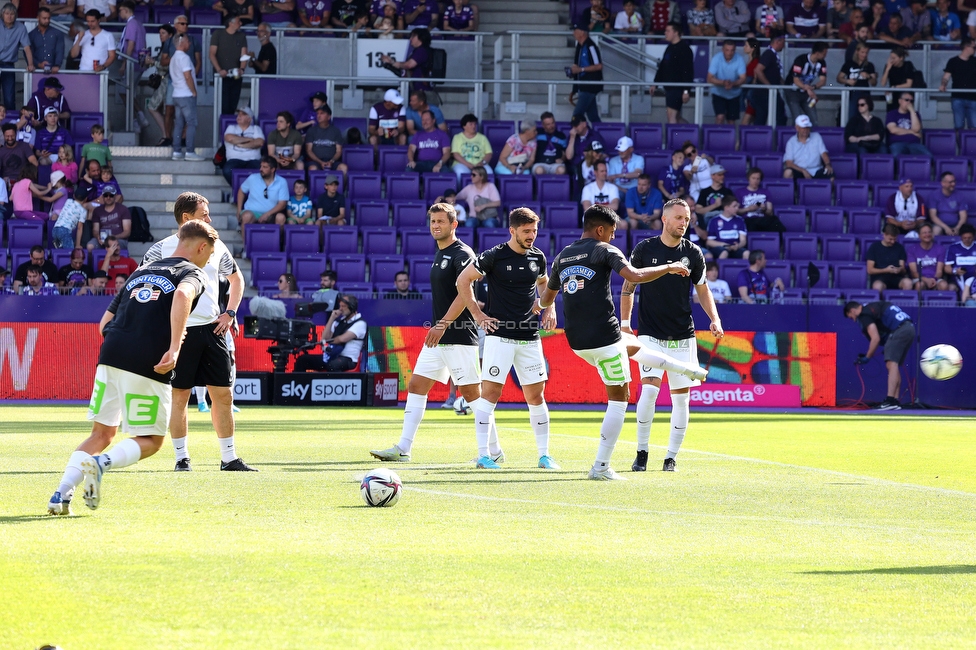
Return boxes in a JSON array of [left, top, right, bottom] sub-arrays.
[[494, 121, 537, 176], [455, 165, 501, 228], [739, 37, 761, 125], [274, 273, 302, 298], [844, 95, 888, 154]]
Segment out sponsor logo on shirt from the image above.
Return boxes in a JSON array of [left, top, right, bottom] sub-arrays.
[[126, 274, 176, 293]]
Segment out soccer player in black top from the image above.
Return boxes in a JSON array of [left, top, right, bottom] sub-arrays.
[[370, 203, 502, 462], [621, 199, 725, 472], [456, 207, 559, 470], [47, 221, 216, 514], [844, 300, 915, 411], [537, 205, 708, 480]]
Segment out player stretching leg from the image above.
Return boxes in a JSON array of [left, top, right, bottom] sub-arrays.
[[538, 205, 708, 480], [621, 199, 724, 472], [370, 203, 504, 463], [457, 208, 560, 470], [47, 221, 216, 514]]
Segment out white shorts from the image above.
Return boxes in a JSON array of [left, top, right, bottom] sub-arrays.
[[412, 344, 482, 385], [638, 334, 701, 390], [87, 364, 173, 437], [574, 341, 632, 386], [532, 162, 565, 174], [482, 336, 548, 385]]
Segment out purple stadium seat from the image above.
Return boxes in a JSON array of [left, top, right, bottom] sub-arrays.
[[897, 157, 932, 183], [924, 130, 957, 157], [10, 249, 32, 272], [379, 147, 409, 175], [544, 203, 579, 229], [330, 254, 367, 283], [362, 229, 396, 255], [454, 227, 473, 247], [231, 169, 253, 202], [781, 288, 805, 303], [666, 124, 699, 151], [810, 208, 845, 233], [292, 254, 328, 284], [322, 227, 359, 254], [333, 117, 369, 139], [739, 126, 773, 152], [872, 182, 900, 209], [783, 233, 818, 260], [923, 291, 958, 306], [807, 288, 843, 304], [370, 255, 406, 285], [818, 128, 845, 155], [715, 153, 748, 179], [408, 256, 435, 282], [935, 158, 970, 184], [69, 112, 102, 139], [402, 229, 435, 256], [765, 179, 794, 206], [861, 154, 894, 182], [848, 209, 883, 235], [153, 5, 186, 23], [882, 290, 918, 307], [189, 8, 222, 24], [482, 121, 516, 165], [423, 173, 457, 201], [342, 145, 374, 172], [798, 179, 832, 207], [259, 118, 276, 136], [250, 253, 287, 287], [752, 154, 784, 181], [776, 208, 806, 232], [719, 259, 749, 288], [764, 260, 792, 287], [348, 172, 382, 202], [478, 229, 510, 251], [796, 260, 830, 289], [341, 283, 373, 297], [747, 232, 780, 259], [844, 289, 880, 303], [592, 122, 627, 147], [775, 126, 794, 152], [386, 174, 420, 201], [506, 201, 541, 217], [308, 171, 346, 201], [284, 225, 320, 256], [962, 131, 976, 157], [822, 234, 857, 261], [836, 181, 869, 209], [277, 170, 305, 195], [536, 176, 571, 203], [353, 200, 390, 227], [245, 224, 281, 256], [629, 229, 657, 250], [631, 123, 663, 150], [8, 222, 44, 249], [702, 125, 736, 153], [640, 151, 671, 175], [553, 231, 580, 255], [830, 154, 857, 181], [393, 202, 428, 228], [51, 249, 72, 269], [833, 262, 867, 289], [498, 175, 534, 203]]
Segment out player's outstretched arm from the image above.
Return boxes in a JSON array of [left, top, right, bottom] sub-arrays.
[[619, 262, 689, 285], [155, 283, 195, 375], [456, 263, 497, 332], [694, 283, 724, 339], [619, 280, 636, 334]]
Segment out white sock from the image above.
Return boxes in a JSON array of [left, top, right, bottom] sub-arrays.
[[397, 393, 428, 454], [220, 436, 238, 463], [472, 398, 496, 457], [668, 393, 690, 459], [633, 347, 696, 378], [595, 400, 628, 467], [487, 413, 502, 456], [194, 386, 207, 404], [57, 450, 88, 495], [528, 402, 550, 457], [100, 438, 142, 471], [636, 384, 660, 451], [172, 436, 188, 461]]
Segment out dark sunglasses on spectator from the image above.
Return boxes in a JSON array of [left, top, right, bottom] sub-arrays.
[[263, 188, 269, 198]]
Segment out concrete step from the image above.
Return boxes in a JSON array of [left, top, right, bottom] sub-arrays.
[[114, 172, 229, 189], [481, 0, 564, 10], [109, 157, 221, 175], [123, 185, 225, 203], [133, 199, 238, 215]]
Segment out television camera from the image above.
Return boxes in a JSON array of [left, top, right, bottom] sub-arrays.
[[243, 316, 318, 372]]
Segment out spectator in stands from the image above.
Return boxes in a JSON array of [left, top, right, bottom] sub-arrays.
[[451, 113, 492, 181], [579, 0, 611, 33], [222, 106, 264, 184], [22, 266, 58, 295], [707, 195, 749, 260], [649, 23, 693, 124], [580, 160, 621, 216], [624, 173, 663, 230], [878, 12, 914, 48], [682, 141, 713, 203], [77, 159, 100, 208], [407, 109, 451, 173], [845, 22, 872, 63], [736, 167, 784, 232], [76, 269, 108, 295], [494, 121, 537, 176], [787, 0, 826, 38], [40, 0, 76, 24], [607, 136, 643, 194], [258, 0, 295, 28], [570, 22, 604, 124], [330, 0, 370, 33], [0, 123, 38, 184], [945, 223, 976, 296], [886, 92, 932, 156], [304, 104, 348, 173], [69, 10, 115, 73], [532, 112, 568, 175], [117, 0, 146, 62], [34, 107, 72, 165], [169, 33, 202, 163], [15, 106, 36, 148], [79, 124, 109, 171], [312, 270, 339, 309], [866, 223, 912, 290], [295, 91, 328, 132], [838, 42, 877, 121], [929, 172, 968, 237], [899, 0, 931, 43], [826, 0, 851, 38], [405, 90, 445, 136], [274, 273, 301, 298], [940, 38, 976, 131], [436, 187, 467, 223], [845, 95, 888, 154], [12, 245, 57, 291], [879, 47, 917, 110], [238, 155, 289, 228], [456, 165, 500, 227], [370, 0, 402, 27], [77, 0, 116, 20], [44, 169, 70, 217], [644, 0, 675, 34], [784, 41, 827, 126], [29, 8, 64, 74], [294, 294, 367, 372], [740, 37, 761, 126], [579, 139, 605, 184], [58, 247, 94, 293], [707, 39, 746, 125], [783, 114, 833, 179], [566, 114, 601, 173], [95, 164, 123, 201], [90, 185, 131, 248], [267, 111, 304, 171], [10, 164, 51, 221], [154, 18, 200, 149], [755, 0, 785, 36], [930, 0, 962, 42], [885, 177, 927, 236], [385, 271, 421, 299], [404, 0, 438, 28], [696, 262, 732, 304], [315, 174, 346, 225], [286, 179, 315, 224], [686, 0, 717, 36], [299, 0, 331, 28], [113, 272, 129, 294], [715, 0, 751, 36], [209, 16, 248, 116], [381, 28, 433, 92], [28, 78, 70, 126], [99, 235, 137, 282], [368, 88, 407, 149], [246, 23, 277, 75], [696, 165, 735, 223], [657, 148, 688, 201], [753, 30, 786, 126], [907, 223, 949, 291], [52, 185, 89, 250], [737, 250, 783, 302], [0, 5, 33, 112], [614, 0, 645, 33], [214, 0, 256, 25], [0, 266, 9, 292], [442, 0, 476, 33]]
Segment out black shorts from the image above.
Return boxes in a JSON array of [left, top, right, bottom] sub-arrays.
[[172, 324, 233, 389], [884, 322, 915, 365], [665, 87, 685, 111], [875, 273, 905, 290], [711, 94, 741, 121]]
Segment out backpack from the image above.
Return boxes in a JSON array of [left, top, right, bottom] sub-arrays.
[[427, 48, 447, 80], [128, 205, 154, 243]]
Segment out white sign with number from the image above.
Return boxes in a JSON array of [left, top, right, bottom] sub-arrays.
[[356, 39, 410, 79]]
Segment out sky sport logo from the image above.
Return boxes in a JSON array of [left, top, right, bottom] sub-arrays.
[[690, 385, 766, 405]]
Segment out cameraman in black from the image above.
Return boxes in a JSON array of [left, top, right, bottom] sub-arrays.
[[294, 295, 367, 372]]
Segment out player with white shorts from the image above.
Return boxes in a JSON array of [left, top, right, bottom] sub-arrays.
[[481, 336, 549, 385], [637, 335, 701, 390], [88, 365, 174, 437]]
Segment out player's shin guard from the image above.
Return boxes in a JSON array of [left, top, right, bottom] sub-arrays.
[[668, 392, 690, 459], [632, 347, 694, 376], [57, 450, 89, 496], [100, 438, 142, 471], [595, 400, 628, 467], [472, 398, 496, 457], [527, 402, 550, 457], [636, 384, 660, 451], [397, 393, 428, 454]]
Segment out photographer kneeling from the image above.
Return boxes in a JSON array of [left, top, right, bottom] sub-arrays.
[[294, 295, 367, 372]]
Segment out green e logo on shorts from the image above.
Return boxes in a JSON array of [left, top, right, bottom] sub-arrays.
[[125, 394, 160, 425], [597, 354, 627, 383], [89, 379, 106, 415]]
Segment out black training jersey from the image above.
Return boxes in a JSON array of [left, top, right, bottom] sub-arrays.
[[475, 242, 547, 340], [100, 257, 206, 383], [548, 237, 628, 351], [630, 236, 706, 340], [431, 239, 479, 346]]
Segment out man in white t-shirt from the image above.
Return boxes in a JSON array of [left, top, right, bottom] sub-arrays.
[[69, 10, 117, 72], [580, 160, 621, 215], [221, 106, 264, 184], [169, 34, 203, 162], [77, 0, 117, 21], [294, 295, 368, 372]]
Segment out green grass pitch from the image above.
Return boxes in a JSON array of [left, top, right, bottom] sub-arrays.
[[2, 405, 975, 649]]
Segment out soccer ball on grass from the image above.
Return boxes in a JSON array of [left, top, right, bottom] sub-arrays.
[[919, 344, 962, 381], [361, 468, 402, 507]]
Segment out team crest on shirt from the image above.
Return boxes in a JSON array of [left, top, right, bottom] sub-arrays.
[[529, 261, 539, 273], [680, 257, 691, 268], [131, 286, 161, 303], [440, 258, 450, 269]]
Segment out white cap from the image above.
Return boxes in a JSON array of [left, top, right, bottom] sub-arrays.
[[794, 114, 813, 128], [384, 89, 404, 105], [50, 170, 65, 185], [615, 135, 634, 152]]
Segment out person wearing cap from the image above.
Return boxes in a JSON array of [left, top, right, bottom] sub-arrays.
[[940, 38, 976, 131], [580, 160, 620, 216], [379, 27, 433, 92], [407, 109, 451, 173], [209, 16, 249, 115], [34, 106, 73, 165], [494, 121, 537, 176], [221, 105, 264, 184], [28, 77, 71, 125], [294, 294, 368, 372], [885, 177, 927, 238], [315, 174, 346, 225], [57, 246, 94, 292], [783, 114, 832, 179], [566, 114, 601, 172], [29, 8, 64, 74], [706, 39, 746, 126], [784, 40, 827, 126], [606, 135, 644, 194], [695, 164, 735, 224], [570, 22, 604, 124], [69, 10, 117, 73], [451, 113, 492, 182], [579, 138, 606, 184], [266, 111, 305, 171], [304, 103, 348, 174], [649, 23, 694, 125], [238, 155, 289, 229], [368, 88, 408, 148], [405, 89, 446, 137], [76, 269, 109, 295], [295, 90, 329, 132], [753, 29, 786, 127], [90, 185, 131, 249]]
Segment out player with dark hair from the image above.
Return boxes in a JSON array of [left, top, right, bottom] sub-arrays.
[[537, 205, 709, 480], [47, 221, 218, 514], [621, 198, 725, 472], [456, 207, 559, 470], [370, 202, 502, 463], [843, 300, 915, 411]]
